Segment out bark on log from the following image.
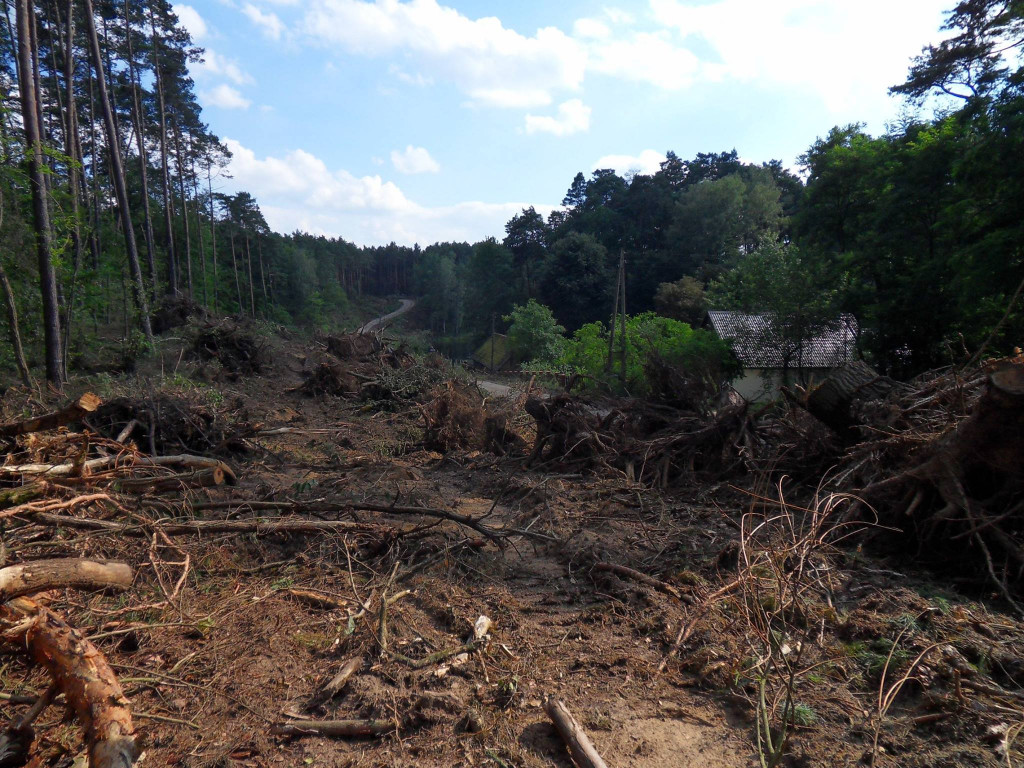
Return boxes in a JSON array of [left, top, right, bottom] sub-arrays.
[[0, 598, 139, 767], [804, 361, 896, 437], [271, 719, 394, 738], [1, 453, 236, 483], [0, 393, 101, 438], [543, 696, 610, 768], [33, 513, 390, 538], [0, 483, 46, 510], [0, 559, 132, 602], [308, 657, 362, 708], [112, 467, 229, 494]]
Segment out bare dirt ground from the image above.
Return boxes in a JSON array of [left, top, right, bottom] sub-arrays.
[[2, 322, 1023, 768]]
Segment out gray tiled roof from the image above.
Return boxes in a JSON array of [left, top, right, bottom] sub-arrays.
[[706, 310, 858, 368]]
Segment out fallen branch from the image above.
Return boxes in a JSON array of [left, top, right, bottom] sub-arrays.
[[0, 393, 101, 438], [543, 696, 610, 768], [1, 453, 237, 484], [271, 718, 394, 738], [0, 559, 133, 602], [31, 512, 391, 538], [386, 640, 483, 669], [0, 598, 139, 768], [593, 562, 689, 602], [188, 499, 555, 543], [308, 657, 362, 709]]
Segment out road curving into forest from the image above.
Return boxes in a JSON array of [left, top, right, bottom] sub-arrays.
[[357, 298, 416, 334]]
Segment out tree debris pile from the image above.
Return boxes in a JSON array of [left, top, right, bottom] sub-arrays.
[[91, 393, 249, 457], [151, 294, 207, 335], [421, 381, 529, 454], [820, 355, 1024, 597], [293, 332, 460, 407], [524, 393, 754, 484], [192, 320, 267, 380]]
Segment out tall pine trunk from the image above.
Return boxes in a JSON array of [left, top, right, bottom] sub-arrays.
[[149, 5, 176, 296], [174, 127, 192, 297], [229, 227, 242, 312], [82, 0, 153, 341], [208, 164, 217, 310], [124, 0, 158, 300], [15, 0, 63, 383], [190, 136, 208, 308]]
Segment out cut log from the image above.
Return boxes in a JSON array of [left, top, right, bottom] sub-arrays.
[[543, 696, 609, 768], [0, 393, 101, 438], [271, 718, 394, 738], [0, 598, 139, 768], [0, 453, 237, 483], [0, 559, 133, 602], [308, 657, 362, 709], [804, 361, 896, 437], [112, 467, 229, 494]]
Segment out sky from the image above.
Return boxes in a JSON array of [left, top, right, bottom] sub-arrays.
[[177, 0, 953, 247]]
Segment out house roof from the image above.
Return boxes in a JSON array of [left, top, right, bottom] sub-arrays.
[[706, 310, 858, 369], [472, 333, 512, 369]]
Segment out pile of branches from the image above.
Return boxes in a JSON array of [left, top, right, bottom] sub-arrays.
[[819, 356, 1024, 601], [193, 320, 267, 380], [151, 294, 207, 334], [524, 393, 754, 485], [90, 393, 248, 456], [293, 332, 444, 405]]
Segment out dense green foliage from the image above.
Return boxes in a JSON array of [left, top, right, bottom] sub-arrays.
[[504, 300, 566, 363], [554, 313, 738, 403], [0, 0, 1021, 385]]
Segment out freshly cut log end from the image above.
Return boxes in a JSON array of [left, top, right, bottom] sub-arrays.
[[0, 392, 102, 438]]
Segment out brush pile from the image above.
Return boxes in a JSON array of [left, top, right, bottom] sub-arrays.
[[193, 319, 267, 380], [524, 393, 754, 484], [820, 355, 1024, 598]]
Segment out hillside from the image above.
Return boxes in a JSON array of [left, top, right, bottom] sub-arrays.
[[2, 309, 1023, 768]]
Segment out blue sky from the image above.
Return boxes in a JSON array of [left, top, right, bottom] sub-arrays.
[[178, 0, 952, 246]]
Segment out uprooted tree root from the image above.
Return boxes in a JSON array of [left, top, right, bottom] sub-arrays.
[[819, 357, 1024, 603], [192, 320, 267, 380], [91, 393, 249, 457], [524, 393, 754, 484], [421, 381, 527, 454]]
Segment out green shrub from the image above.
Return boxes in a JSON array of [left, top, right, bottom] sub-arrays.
[[555, 312, 738, 406]]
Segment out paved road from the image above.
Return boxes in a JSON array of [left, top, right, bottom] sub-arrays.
[[477, 380, 512, 397], [358, 298, 416, 334], [359, 298, 516, 397]]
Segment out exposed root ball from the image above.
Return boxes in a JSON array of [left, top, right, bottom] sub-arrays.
[[193, 321, 266, 379]]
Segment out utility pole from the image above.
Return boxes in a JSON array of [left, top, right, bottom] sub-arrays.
[[606, 251, 622, 374], [607, 249, 627, 389], [490, 312, 496, 372]]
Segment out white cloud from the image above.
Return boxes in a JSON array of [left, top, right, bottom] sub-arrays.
[[194, 50, 254, 85], [593, 149, 666, 176], [299, 0, 586, 108], [223, 139, 552, 246], [573, 18, 610, 39], [587, 31, 701, 89], [200, 84, 252, 110], [243, 3, 285, 40], [524, 99, 591, 137], [391, 145, 440, 174], [173, 4, 207, 40], [649, 0, 949, 112]]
